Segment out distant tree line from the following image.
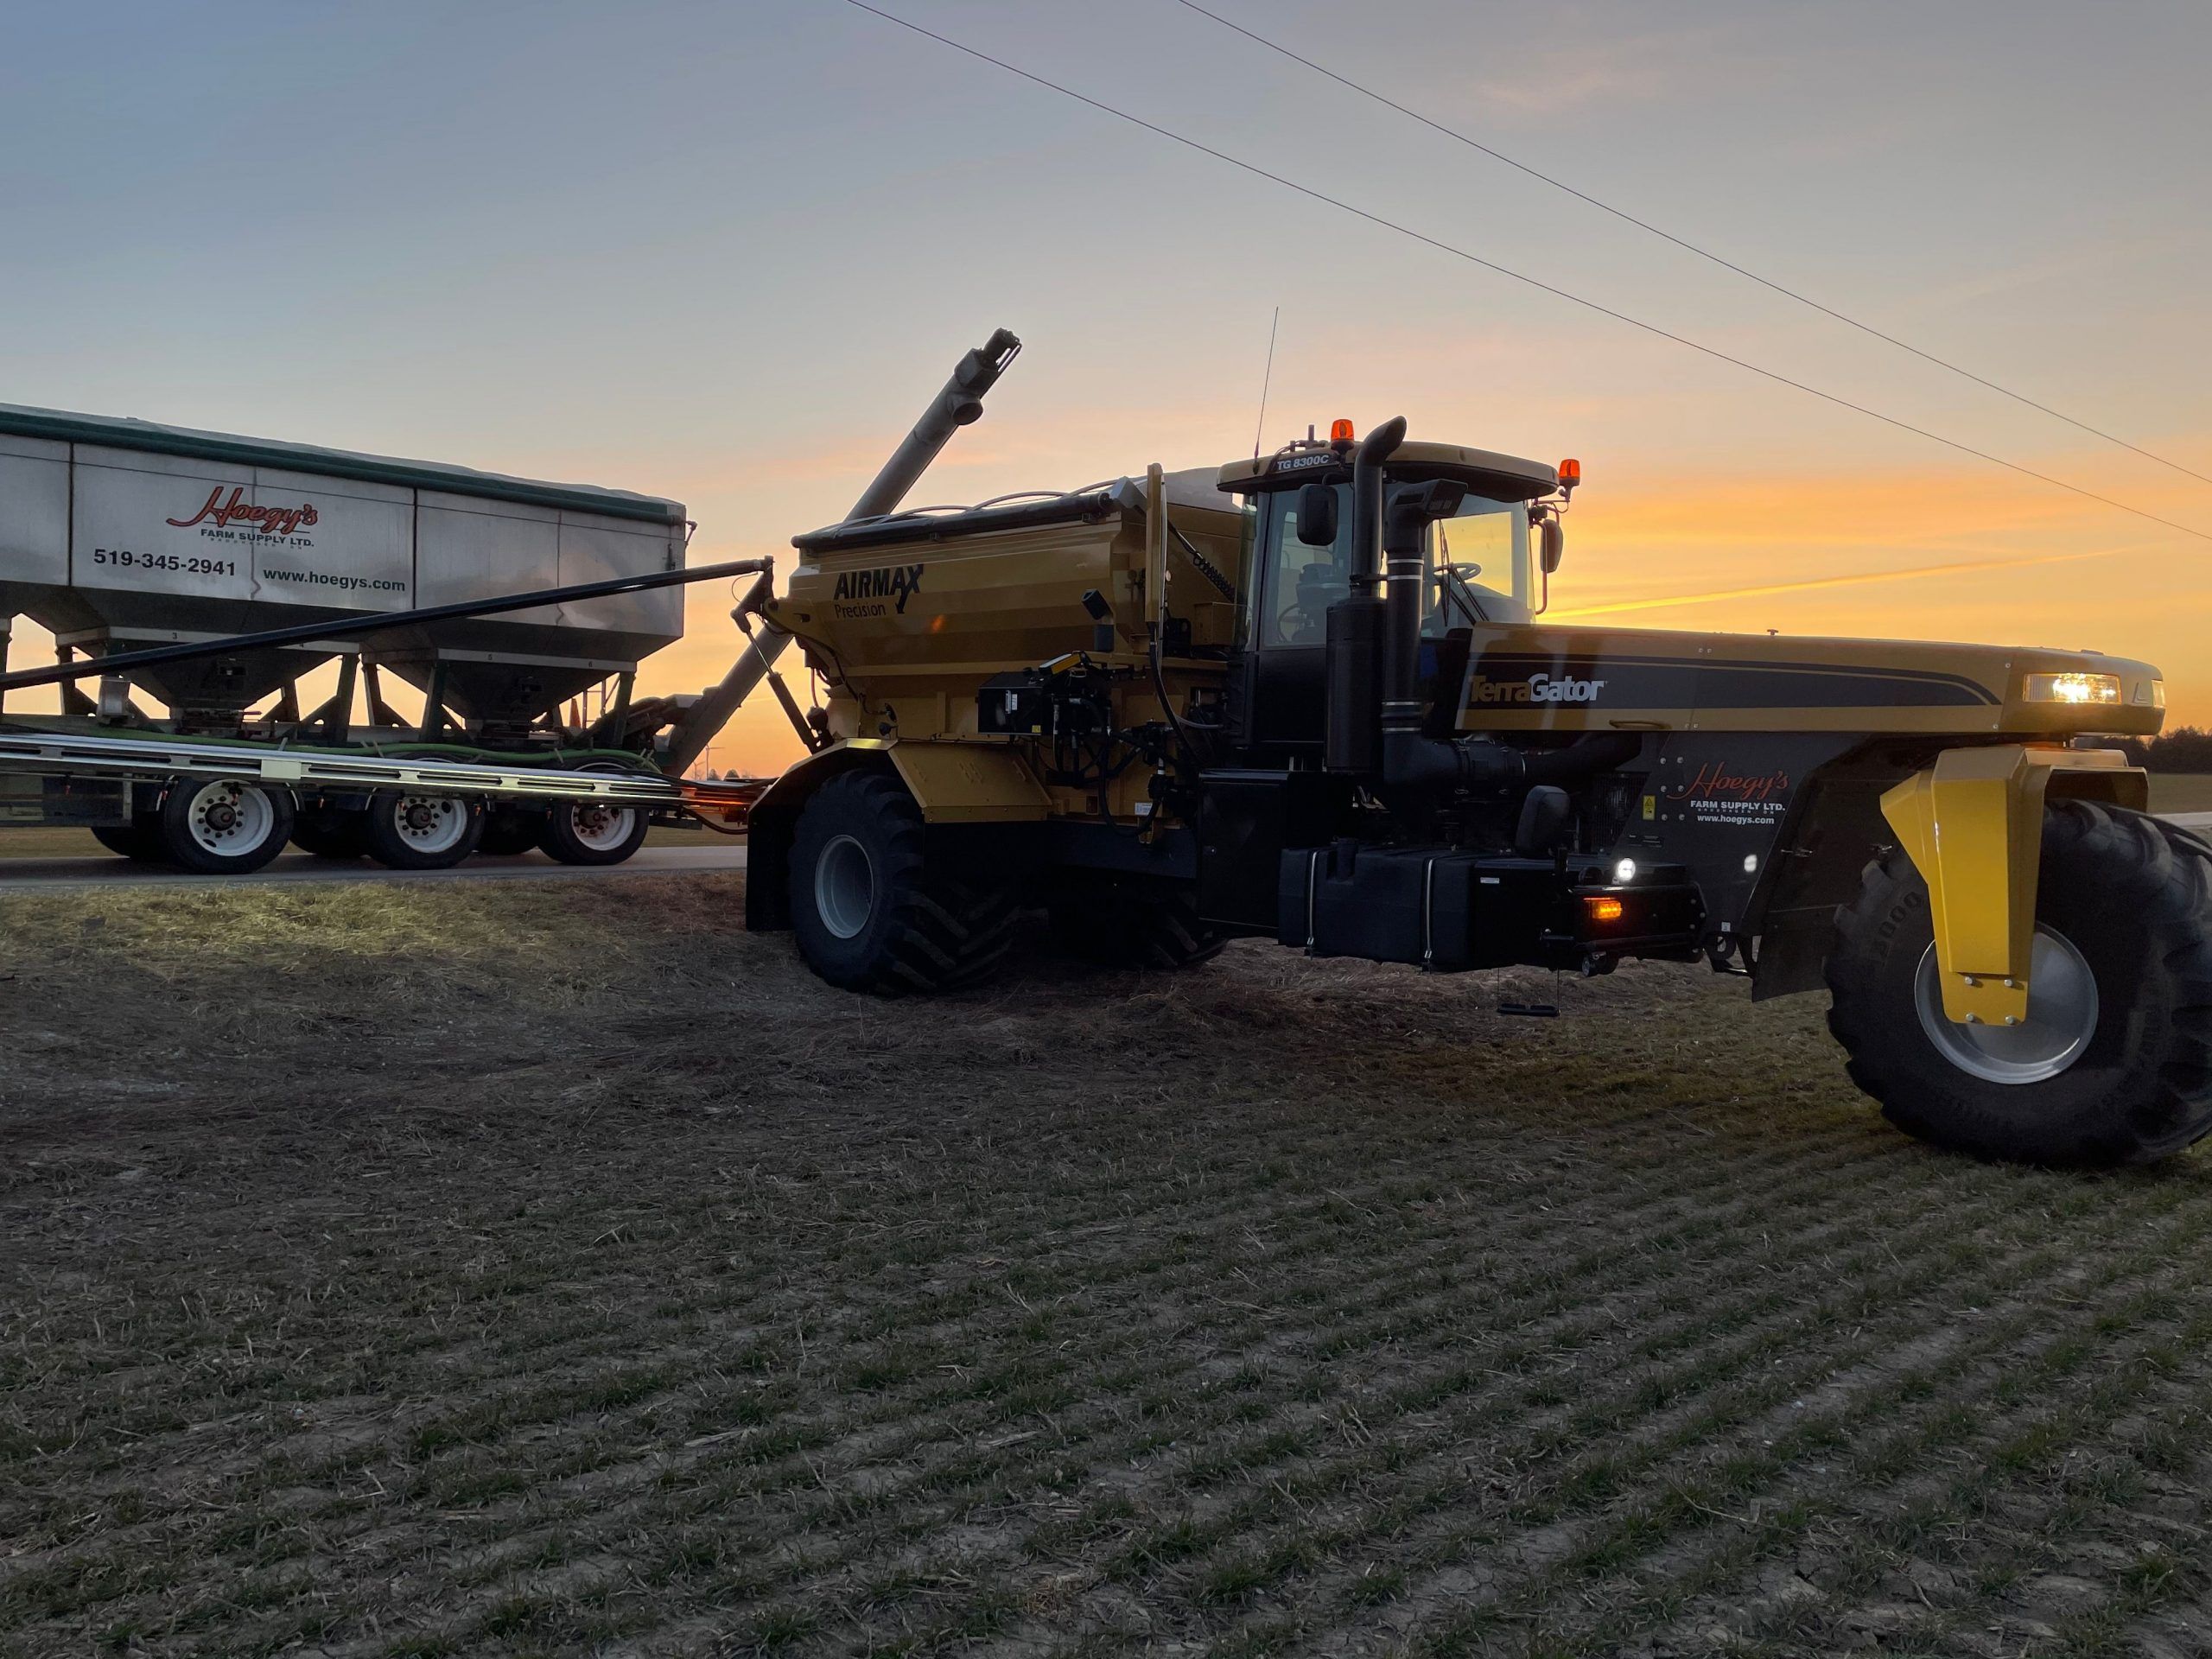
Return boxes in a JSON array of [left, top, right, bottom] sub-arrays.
[[2113, 727, 2212, 772]]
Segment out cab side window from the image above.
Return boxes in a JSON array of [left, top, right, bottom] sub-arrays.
[[1261, 485, 1352, 647]]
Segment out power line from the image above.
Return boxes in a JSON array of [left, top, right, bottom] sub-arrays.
[[842, 0, 2212, 550], [1173, 0, 2212, 491]]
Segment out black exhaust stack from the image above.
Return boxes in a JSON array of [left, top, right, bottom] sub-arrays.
[[1323, 416, 1405, 773]]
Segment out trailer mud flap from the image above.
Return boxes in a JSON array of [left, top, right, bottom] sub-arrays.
[[1880, 745, 2145, 1026]]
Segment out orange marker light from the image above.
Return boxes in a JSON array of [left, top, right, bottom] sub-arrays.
[[1584, 895, 1624, 924], [1559, 458, 1582, 486], [1330, 419, 1356, 442]]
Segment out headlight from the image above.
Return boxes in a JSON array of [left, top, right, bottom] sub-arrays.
[[2024, 671, 2121, 705]]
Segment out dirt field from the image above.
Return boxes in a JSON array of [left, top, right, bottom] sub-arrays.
[[3, 876, 2209, 1658], [3, 778, 2202, 861], [2149, 774, 2212, 816]]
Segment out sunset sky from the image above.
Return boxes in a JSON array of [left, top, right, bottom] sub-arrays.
[[3, 1, 2206, 773]]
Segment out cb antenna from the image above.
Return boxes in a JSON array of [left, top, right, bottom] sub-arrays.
[[1251, 304, 1280, 459]]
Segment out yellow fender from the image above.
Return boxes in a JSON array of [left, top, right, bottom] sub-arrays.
[[1880, 745, 2146, 1027], [885, 739, 1053, 823], [749, 736, 1052, 826]]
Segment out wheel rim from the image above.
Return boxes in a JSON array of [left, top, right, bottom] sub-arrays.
[[185, 781, 275, 856], [1912, 925, 2100, 1085], [815, 833, 874, 939], [390, 795, 470, 855], [566, 802, 636, 852]]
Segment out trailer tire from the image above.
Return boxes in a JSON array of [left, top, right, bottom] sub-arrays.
[[292, 810, 370, 861], [791, 770, 1016, 995], [1827, 800, 2212, 1166], [92, 817, 167, 863], [364, 791, 484, 870], [156, 779, 295, 875], [479, 807, 545, 857], [1050, 876, 1224, 970], [538, 798, 648, 866]]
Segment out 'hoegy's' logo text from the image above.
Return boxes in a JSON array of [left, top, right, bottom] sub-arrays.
[[1665, 762, 1792, 806], [1469, 671, 1607, 705], [833, 563, 925, 614], [168, 486, 320, 540]]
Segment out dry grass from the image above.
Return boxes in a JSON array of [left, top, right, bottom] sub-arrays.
[[2, 875, 2209, 1658], [0, 827, 102, 858]]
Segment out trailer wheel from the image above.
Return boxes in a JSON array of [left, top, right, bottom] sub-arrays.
[[1050, 875, 1225, 970], [1827, 800, 2212, 1166], [291, 810, 370, 861], [91, 816, 166, 862], [479, 807, 545, 857], [364, 791, 484, 870], [156, 779, 295, 875], [538, 798, 648, 866], [791, 770, 1016, 995]]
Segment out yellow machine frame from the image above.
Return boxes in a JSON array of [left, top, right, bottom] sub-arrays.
[[1881, 745, 2147, 1026]]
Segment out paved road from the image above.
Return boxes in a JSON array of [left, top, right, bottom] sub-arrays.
[[0, 843, 747, 893]]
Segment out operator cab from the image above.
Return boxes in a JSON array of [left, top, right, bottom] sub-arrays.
[[1216, 432, 1565, 759]]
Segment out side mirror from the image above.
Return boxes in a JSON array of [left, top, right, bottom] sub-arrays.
[[1541, 517, 1565, 575], [1294, 482, 1339, 546]]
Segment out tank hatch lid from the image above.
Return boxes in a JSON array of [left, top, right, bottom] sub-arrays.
[[0, 403, 686, 526], [793, 467, 1232, 554], [1217, 439, 1560, 502]]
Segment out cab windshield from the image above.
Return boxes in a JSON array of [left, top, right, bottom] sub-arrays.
[[1256, 482, 1532, 648]]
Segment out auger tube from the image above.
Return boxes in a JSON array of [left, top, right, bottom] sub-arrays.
[[846, 328, 1023, 523], [664, 330, 1024, 776]]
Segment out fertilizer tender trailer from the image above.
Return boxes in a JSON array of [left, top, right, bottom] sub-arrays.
[[733, 345, 2212, 1167], [0, 407, 775, 871]]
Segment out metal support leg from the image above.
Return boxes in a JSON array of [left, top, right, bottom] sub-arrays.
[[364, 664, 406, 729], [59, 647, 97, 719], [301, 655, 357, 745], [419, 662, 449, 741]]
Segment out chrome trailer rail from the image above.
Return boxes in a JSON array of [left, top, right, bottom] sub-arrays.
[[0, 729, 683, 804]]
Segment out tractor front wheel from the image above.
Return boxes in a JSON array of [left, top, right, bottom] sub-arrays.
[[1827, 800, 2212, 1165], [790, 771, 1016, 995]]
